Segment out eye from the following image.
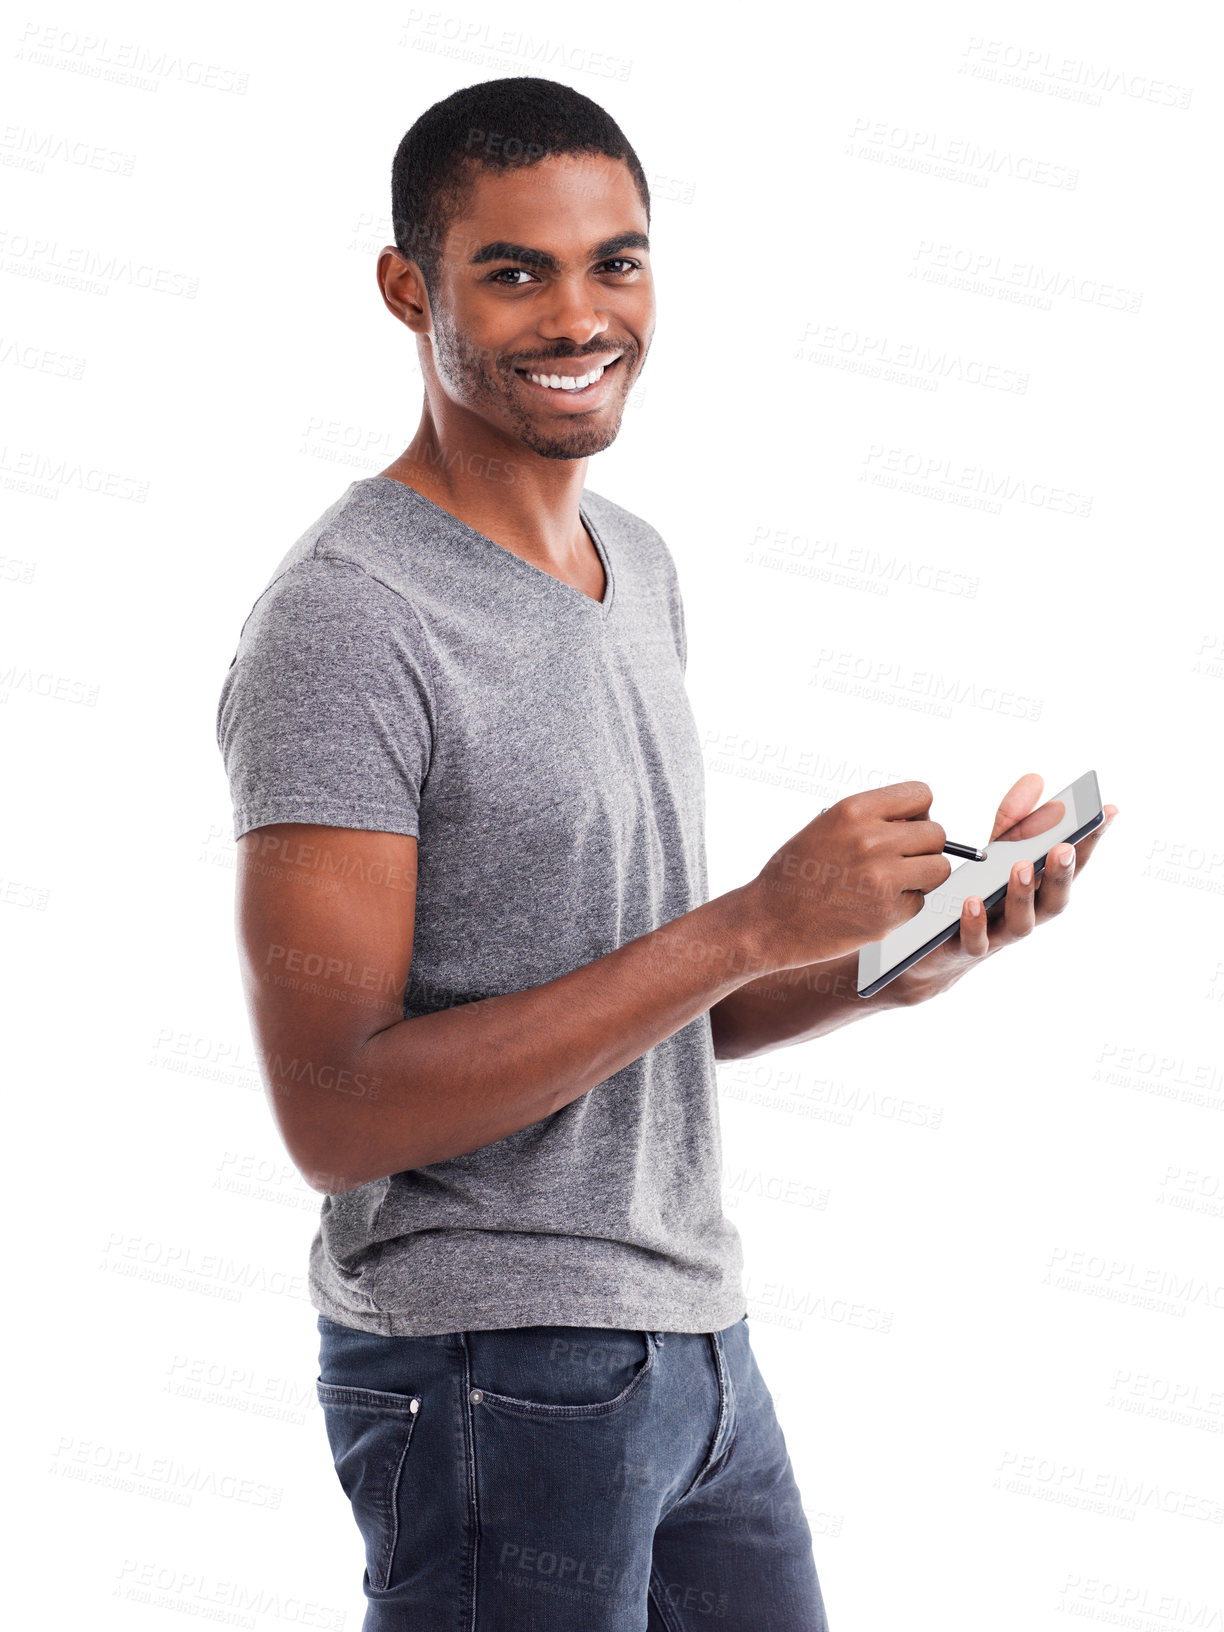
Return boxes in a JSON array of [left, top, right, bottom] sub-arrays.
[[600, 258, 642, 275], [487, 267, 537, 285]]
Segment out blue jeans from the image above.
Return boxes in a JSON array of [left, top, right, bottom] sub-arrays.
[[316, 1313, 829, 1630]]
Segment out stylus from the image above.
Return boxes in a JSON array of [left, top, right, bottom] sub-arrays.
[[942, 840, 988, 862], [817, 809, 986, 863]]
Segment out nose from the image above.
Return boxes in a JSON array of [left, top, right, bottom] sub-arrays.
[[535, 276, 610, 350]]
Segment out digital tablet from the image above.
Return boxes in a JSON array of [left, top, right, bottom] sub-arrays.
[[856, 769, 1104, 998]]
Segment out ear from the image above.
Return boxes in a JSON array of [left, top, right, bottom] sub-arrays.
[[376, 246, 431, 336]]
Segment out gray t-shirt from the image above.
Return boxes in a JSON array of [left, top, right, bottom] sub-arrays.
[[216, 474, 746, 1337]]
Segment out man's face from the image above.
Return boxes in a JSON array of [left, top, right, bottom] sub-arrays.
[[422, 153, 653, 460]]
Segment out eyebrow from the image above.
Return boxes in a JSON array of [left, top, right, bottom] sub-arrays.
[[469, 231, 650, 270]]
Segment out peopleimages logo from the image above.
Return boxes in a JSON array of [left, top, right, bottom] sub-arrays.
[[810, 648, 1044, 722], [861, 444, 1093, 517], [796, 320, 1029, 394], [1044, 1246, 1224, 1314], [960, 37, 1193, 110], [846, 116, 1078, 189]]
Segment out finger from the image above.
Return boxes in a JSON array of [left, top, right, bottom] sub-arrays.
[[899, 851, 955, 897], [869, 779, 936, 820], [894, 817, 948, 855], [1069, 805, 1118, 873], [958, 894, 990, 957], [1033, 840, 1076, 917], [1003, 856, 1038, 937], [989, 772, 1045, 842], [995, 797, 1066, 845]]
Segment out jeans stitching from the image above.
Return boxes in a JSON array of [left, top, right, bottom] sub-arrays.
[[466, 1330, 657, 1419], [701, 1332, 733, 1484], [315, 1381, 421, 1416], [648, 1563, 689, 1632], [379, 1415, 419, 1591], [313, 1383, 422, 1593], [667, 1332, 729, 1512], [460, 1333, 479, 1632]]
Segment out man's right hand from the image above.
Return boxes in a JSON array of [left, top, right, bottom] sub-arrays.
[[745, 780, 952, 970]]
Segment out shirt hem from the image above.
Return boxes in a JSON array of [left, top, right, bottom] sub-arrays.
[[232, 804, 419, 842], [309, 1266, 748, 1339]]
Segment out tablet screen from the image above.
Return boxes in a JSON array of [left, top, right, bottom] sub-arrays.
[[856, 770, 1104, 998]]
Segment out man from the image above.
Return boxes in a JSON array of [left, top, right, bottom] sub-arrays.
[[216, 76, 1115, 1631]]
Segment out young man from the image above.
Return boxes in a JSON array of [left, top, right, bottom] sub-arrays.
[[216, 77, 1114, 1631]]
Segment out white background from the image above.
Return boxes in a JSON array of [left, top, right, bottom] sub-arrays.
[[3, 1, 1221, 1627]]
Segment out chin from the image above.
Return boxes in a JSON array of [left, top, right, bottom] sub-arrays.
[[518, 419, 625, 461]]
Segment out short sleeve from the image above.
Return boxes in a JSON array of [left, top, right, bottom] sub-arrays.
[[216, 557, 435, 842], [672, 577, 688, 675], [662, 549, 688, 675]]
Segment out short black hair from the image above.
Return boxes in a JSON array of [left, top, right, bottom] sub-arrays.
[[391, 76, 650, 298]]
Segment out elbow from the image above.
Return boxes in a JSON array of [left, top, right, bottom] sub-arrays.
[[713, 1039, 764, 1063], [711, 1016, 772, 1063], [272, 1066, 394, 1195], [290, 1120, 419, 1196], [710, 1017, 752, 1063], [298, 1161, 360, 1197], [277, 1084, 431, 1193], [288, 1127, 381, 1197], [296, 1152, 378, 1197]]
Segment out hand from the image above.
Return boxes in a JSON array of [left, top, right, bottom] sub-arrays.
[[747, 781, 953, 969], [887, 772, 1118, 1007]]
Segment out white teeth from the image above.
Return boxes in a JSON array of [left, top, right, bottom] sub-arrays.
[[524, 360, 614, 391]]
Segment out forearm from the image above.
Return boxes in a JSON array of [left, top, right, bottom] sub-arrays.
[[709, 949, 908, 1060], [306, 884, 773, 1192]]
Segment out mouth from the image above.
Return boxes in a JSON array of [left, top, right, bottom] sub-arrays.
[[512, 351, 626, 409]]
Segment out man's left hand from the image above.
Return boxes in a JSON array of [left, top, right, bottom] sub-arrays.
[[888, 772, 1118, 1007]]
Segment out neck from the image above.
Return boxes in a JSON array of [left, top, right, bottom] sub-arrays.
[[380, 397, 590, 569]]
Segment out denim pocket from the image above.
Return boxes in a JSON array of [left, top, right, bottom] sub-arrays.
[[467, 1327, 657, 1420], [315, 1380, 422, 1592]]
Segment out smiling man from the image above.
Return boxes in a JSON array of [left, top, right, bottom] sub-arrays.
[[216, 76, 1114, 1632]]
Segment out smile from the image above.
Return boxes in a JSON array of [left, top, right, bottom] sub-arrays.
[[513, 353, 624, 398]]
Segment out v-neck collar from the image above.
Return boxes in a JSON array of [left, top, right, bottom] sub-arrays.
[[364, 475, 616, 620]]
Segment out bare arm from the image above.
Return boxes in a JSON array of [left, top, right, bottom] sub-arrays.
[[236, 822, 769, 1195], [235, 784, 947, 1195], [710, 950, 906, 1060]]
